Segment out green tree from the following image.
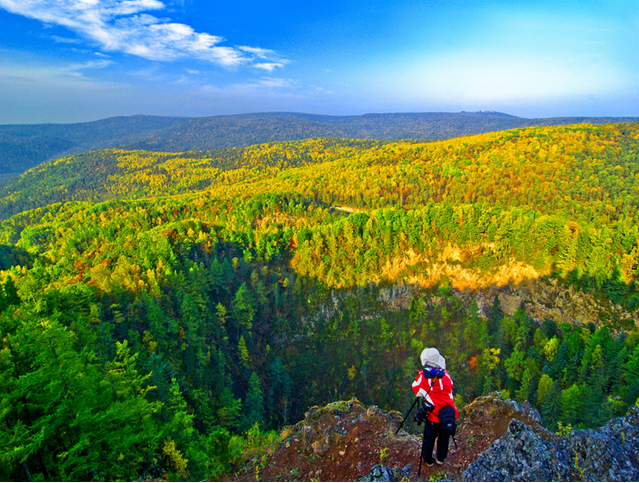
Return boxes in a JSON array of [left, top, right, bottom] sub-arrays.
[[537, 373, 554, 406], [561, 383, 586, 427], [541, 380, 562, 431], [233, 283, 256, 332], [241, 372, 265, 432]]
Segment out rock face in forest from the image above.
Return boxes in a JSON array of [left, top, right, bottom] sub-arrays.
[[379, 276, 638, 331], [463, 404, 639, 482], [465, 277, 638, 330]]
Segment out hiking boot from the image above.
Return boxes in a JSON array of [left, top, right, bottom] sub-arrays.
[[423, 458, 434, 467], [435, 458, 445, 465]]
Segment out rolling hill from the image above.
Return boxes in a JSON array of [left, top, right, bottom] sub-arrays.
[[0, 115, 187, 176], [2, 111, 638, 178], [1, 121, 639, 481]]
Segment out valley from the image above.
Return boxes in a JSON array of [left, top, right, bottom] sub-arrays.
[[1, 120, 639, 481]]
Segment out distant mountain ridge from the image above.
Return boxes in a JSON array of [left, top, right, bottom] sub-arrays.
[[0, 115, 186, 178], [1, 111, 638, 177]]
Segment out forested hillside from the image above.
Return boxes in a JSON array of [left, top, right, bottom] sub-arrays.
[[2, 111, 638, 178], [0, 116, 187, 176], [129, 111, 639, 153], [1, 123, 639, 481]]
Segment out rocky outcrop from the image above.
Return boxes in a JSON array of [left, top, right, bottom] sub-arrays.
[[231, 394, 639, 482], [257, 398, 423, 482], [463, 405, 639, 482]]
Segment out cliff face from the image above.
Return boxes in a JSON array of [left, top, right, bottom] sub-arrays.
[[464, 277, 638, 330], [382, 275, 638, 331], [231, 394, 639, 482]]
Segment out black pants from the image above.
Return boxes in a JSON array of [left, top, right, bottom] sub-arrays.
[[421, 420, 450, 464]]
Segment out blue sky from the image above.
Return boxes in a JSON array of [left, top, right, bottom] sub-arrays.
[[0, 0, 637, 124]]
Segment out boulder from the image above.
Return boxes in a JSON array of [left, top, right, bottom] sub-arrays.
[[357, 464, 395, 482], [463, 406, 639, 481]]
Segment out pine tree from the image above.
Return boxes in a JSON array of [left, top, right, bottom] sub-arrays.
[[550, 340, 569, 381], [233, 283, 255, 332], [487, 295, 504, 348], [541, 380, 562, 431], [561, 383, 586, 427], [214, 350, 241, 430], [623, 344, 639, 381], [241, 372, 264, 432], [180, 293, 205, 383], [2, 277, 20, 307], [267, 357, 292, 426], [536, 373, 554, 407]]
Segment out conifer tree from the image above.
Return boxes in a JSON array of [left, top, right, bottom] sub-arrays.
[[2, 277, 20, 307], [267, 357, 293, 426], [541, 380, 562, 431], [233, 283, 255, 332], [487, 295, 504, 346], [537, 373, 554, 407], [561, 383, 586, 427], [241, 372, 265, 432]]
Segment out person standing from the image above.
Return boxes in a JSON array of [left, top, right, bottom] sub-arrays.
[[411, 347, 458, 466]]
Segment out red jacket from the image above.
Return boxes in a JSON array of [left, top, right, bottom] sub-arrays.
[[411, 369, 459, 423]]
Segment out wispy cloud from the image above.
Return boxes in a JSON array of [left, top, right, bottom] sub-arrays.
[[254, 62, 287, 72], [239, 46, 277, 59], [73, 59, 114, 71], [0, 0, 287, 69], [244, 77, 296, 90], [240, 45, 289, 71], [199, 77, 296, 94], [0, 57, 114, 84], [51, 35, 82, 44]]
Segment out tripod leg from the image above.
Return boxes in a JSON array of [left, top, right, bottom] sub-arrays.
[[396, 397, 419, 435], [418, 425, 427, 477]]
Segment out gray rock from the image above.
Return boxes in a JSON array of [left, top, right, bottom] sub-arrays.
[[463, 419, 573, 481], [357, 464, 394, 482], [463, 406, 639, 482]]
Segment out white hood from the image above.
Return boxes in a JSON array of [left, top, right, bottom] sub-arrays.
[[420, 347, 446, 370]]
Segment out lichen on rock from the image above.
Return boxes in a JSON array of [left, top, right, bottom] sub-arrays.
[[463, 405, 639, 482]]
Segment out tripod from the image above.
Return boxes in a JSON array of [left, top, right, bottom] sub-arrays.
[[396, 379, 436, 478]]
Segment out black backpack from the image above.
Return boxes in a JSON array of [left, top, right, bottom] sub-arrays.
[[438, 405, 457, 436]]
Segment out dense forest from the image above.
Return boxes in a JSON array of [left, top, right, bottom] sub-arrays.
[[2, 111, 638, 177], [0, 116, 186, 176], [1, 123, 639, 481]]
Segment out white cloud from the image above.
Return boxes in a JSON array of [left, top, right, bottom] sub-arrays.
[[0, 57, 114, 83], [204, 77, 295, 93], [254, 77, 294, 89], [240, 46, 289, 71], [254, 62, 287, 72], [0, 0, 287, 69], [239, 46, 277, 59], [51, 35, 82, 44], [75, 59, 114, 70]]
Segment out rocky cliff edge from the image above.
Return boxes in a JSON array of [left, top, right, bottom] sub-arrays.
[[230, 393, 639, 482]]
